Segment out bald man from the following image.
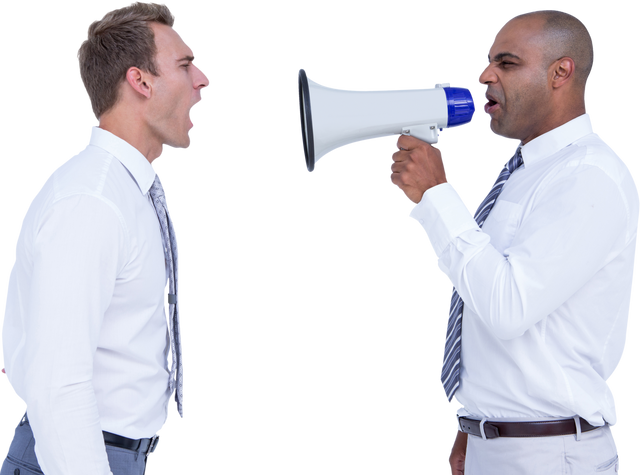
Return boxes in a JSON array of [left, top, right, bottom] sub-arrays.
[[391, 11, 637, 475]]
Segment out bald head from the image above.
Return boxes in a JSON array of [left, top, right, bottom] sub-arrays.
[[480, 10, 591, 143], [513, 11, 593, 90]]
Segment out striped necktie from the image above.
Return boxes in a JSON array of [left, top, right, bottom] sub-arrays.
[[441, 147, 524, 401], [149, 175, 184, 416]]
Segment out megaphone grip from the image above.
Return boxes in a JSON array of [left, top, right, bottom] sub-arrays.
[[402, 124, 439, 144]]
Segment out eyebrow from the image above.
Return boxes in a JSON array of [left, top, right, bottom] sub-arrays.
[[177, 55, 195, 63], [489, 52, 521, 62]]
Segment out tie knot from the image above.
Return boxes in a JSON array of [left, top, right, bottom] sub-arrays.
[[507, 147, 524, 174], [150, 175, 166, 204]]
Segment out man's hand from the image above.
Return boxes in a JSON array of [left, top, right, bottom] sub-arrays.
[[449, 430, 468, 475], [390, 134, 447, 203]]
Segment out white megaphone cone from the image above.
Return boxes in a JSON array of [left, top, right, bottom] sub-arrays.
[[298, 69, 475, 172]]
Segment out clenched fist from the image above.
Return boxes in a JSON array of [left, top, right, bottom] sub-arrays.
[[389, 135, 449, 204]]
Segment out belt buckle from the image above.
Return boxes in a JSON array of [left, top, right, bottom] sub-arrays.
[[145, 435, 159, 456]]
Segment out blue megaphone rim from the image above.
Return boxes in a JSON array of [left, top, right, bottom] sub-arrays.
[[444, 87, 475, 127]]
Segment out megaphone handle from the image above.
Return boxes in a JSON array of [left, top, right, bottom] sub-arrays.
[[402, 123, 439, 144]]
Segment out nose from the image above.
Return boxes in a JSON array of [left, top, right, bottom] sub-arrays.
[[198, 65, 213, 91], [196, 64, 213, 107], [479, 63, 496, 85], [193, 64, 209, 89]]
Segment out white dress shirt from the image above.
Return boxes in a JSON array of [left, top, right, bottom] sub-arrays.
[[2, 127, 171, 475], [411, 115, 638, 426]]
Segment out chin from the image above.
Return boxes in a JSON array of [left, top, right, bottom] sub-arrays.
[[165, 134, 193, 152]]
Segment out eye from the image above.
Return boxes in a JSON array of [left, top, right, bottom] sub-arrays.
[[500, 61, 515, 68]]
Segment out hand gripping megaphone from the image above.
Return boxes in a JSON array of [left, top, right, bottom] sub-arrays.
[[298, 69, 474, 172]]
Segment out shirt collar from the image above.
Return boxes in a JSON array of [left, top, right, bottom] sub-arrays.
[[519, 114, 593, 167], [89, 127, 156, 195]]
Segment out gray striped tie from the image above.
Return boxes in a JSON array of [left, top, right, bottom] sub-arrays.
[[149, 175, 183, 416], [441, 148, 524, 401]]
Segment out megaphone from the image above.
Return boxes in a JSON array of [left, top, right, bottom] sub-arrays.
[[298, 69, 474, 172]]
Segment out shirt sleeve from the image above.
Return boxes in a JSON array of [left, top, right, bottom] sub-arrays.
[[411, 165, 630, 340], [22, 193, 127, 475]]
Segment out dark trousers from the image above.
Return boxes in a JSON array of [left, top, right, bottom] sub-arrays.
[[0, 411, 149, 475]]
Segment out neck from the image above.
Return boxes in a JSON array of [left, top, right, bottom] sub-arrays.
[[521, 97, 586, 145], [97, 112, 166, 165]]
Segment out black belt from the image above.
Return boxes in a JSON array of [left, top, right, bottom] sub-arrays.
[[458, 416, 602, 439], [24, 414, 159, 456], [102, 430, 160, 455]]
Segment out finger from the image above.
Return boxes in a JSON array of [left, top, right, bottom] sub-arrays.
[[395, 134, 428, 150], [392, 149, 409, 162]]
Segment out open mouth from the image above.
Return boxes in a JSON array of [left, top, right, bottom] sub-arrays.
[[484, 95, 500, 114]]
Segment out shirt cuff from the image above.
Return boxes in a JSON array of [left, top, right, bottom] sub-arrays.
[[410, 183, 479, 256]]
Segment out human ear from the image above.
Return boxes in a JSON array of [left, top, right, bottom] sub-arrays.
[[125, 67, 152, 99], [551, 57, 575, 89]]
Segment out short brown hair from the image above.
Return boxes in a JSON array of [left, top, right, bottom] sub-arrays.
[[78, 3, 174, 119]]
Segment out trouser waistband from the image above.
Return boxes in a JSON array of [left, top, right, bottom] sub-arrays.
[[23, 413, 159, 456]]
